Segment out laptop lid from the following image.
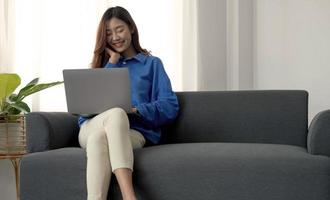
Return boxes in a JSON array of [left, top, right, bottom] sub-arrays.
[[63, 68, 131, 116]]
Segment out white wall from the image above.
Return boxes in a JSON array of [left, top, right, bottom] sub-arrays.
[[197, 0, 227, 90], [254, 0, 330, 120], [181, 0, 228, 91], [0, 160, 16, 200], [191, 0, 330, 119], [227, 0, 254, 90]]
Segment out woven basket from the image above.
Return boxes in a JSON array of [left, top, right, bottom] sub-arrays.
[[0, 115, 27, 157]]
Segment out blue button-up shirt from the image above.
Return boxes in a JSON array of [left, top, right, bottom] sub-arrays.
[[78, 53, 179, 144]]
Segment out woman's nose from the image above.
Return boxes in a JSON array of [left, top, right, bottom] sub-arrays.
[[112, 32, 120, 40]]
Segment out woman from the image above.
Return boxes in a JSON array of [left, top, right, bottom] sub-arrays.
[[78, 6, 179, 200]]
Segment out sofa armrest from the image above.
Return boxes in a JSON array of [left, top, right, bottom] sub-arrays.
[[307, 110, 330, 157], [26, 112, 80, 153]]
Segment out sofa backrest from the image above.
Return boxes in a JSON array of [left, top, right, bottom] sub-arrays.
[[161, 90, 308, 147]]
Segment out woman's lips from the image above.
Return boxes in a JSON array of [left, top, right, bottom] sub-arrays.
[[112, 41, 124, 48]]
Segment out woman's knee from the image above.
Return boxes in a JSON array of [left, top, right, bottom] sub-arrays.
[[102, 107, 128, 123], [104, 107, 126, 117]]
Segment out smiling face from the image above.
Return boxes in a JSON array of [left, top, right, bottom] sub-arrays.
[[106, 17, 136, 58]]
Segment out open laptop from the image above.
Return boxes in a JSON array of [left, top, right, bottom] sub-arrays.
[[63, 68, 131, 117]]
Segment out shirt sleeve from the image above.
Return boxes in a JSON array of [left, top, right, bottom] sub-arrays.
[[78, 116, 89, 127], [104, 62, 117, 68], [136, 58, 179, 127]]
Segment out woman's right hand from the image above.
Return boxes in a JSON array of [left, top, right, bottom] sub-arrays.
[[106, 47, 120, 64]]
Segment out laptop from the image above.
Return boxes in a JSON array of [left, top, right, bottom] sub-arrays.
[[63, 68, 131, 117]]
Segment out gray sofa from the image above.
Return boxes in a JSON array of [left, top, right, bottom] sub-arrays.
[[20, 90, 330, 200]]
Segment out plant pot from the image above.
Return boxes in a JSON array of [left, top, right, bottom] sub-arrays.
[[0, 115, 27, 156]]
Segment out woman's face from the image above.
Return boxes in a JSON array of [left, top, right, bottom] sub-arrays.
[[106, 17, 134, 57]]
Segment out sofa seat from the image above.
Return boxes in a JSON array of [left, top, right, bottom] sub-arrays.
[[21, 148, 87, 200], [133, 143, 330, 200], [21, 143, 330, 200]]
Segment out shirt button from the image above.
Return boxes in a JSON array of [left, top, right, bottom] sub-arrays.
[[123, 61, 126, 65]]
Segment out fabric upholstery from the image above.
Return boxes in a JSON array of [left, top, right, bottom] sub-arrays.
[[162, 90, 308, 147], [133, 143, 330, 200], [308, 109, 330, 156], [21, 144, 330, 200], [26, 112, 79, 152], [20, 90, 330, 200], [20, 148, 87, 200]]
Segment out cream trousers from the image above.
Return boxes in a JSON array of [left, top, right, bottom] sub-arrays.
[[79, 108, 146, 200]]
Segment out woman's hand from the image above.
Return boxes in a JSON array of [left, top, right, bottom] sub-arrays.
[[132, 107, 138, 114], [106, 47, 120, 64]]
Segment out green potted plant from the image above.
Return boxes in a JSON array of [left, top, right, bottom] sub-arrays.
[[0, 73, 63, 155], [0, 73, 63, 116]]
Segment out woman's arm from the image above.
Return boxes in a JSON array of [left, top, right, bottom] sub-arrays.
[[136, 58, 179, 127]]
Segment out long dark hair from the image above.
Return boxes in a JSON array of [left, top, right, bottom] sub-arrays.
[[91, 6, 149, 68]]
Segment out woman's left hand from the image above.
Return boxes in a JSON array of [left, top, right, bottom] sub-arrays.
[[106, 47, 120, 64], [132, 107, 138, 113]]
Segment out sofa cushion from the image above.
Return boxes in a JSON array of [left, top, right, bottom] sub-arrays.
[[134, 143, 330, 200], [21, 148, 87, 200], [162, 91, 308, 147], [21, 143, 330, 200]]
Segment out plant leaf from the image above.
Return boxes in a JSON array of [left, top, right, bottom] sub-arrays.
[[17, 81, 63, 101], [8, 93, 18, 102], [7, 101, 30, 115], [7, 107, 21, 115], [0, 101, 10, 115], [0, 74, 21, 100], [26, 78, 39, 86], [15, 78, 39, 100]]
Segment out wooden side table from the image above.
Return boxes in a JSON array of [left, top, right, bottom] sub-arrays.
[[0, 115, 27, 200]]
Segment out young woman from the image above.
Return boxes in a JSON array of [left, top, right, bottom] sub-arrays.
[[78, 6, 179, 200]]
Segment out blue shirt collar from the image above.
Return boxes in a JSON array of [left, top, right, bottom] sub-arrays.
[[121, 53, 148, 64]]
